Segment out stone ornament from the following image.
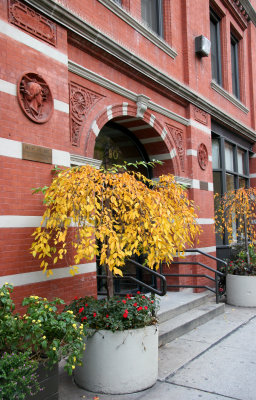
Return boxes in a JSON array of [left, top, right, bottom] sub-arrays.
[[70, 82, 103, 146], [166, 124, 185, 172], [8, 0, 57, 46], [193, 106, 208, 125], [17, 73, 53, 123], [136, 94, 150, 118], [198, 143, 208, 170]]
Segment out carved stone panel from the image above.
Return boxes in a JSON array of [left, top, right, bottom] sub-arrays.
[[17, 72, 53, 123], [198, 143, 208, 170], [70, 82, 103, 146], [166, 124, 185, 171], [8, 0, 57, 46], [193, 106, 208, 125]]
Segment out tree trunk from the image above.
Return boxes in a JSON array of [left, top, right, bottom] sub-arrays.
[[106, 266, 114, 298], [244, 215, 250, 265]]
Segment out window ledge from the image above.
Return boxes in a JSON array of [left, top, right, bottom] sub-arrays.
[[97, 0, 177, 59], [211, 81, 249, 114]]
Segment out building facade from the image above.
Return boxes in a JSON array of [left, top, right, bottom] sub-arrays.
[[0, 0, 256, 305]]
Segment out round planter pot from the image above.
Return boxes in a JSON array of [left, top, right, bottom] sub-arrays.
[[226, 274, 256, 307], [74, 324, 158, 394]]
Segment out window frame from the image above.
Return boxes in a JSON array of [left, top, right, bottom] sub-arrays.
[[141, 0, 163, 37], [230, 33, 240, 99], [210, 9, 222, 86], [212, 133, 250, 249]]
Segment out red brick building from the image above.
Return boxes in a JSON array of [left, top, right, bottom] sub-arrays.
[[0, 0, 256, 305]]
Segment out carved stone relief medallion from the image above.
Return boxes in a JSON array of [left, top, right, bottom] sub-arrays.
[[17, 73, 53, 123], [198, 143, 208, 170]]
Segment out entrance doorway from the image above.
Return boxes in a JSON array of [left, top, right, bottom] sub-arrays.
[[94, 121, 156, 295]]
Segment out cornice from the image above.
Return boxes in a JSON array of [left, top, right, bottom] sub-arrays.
[[211, 81, 249, 113], [23, 0, 256, 142], [96, 0, 177, 59], [222, 0, 250, 28], [69, 60, 256, 142], [68, 60, 190, 126], [240, 0, 256, 25]]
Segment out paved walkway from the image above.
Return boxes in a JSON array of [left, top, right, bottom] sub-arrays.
[[59, 304, 256, 400]]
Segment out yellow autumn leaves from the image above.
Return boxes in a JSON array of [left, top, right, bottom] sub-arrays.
[[215, 187, 256, 244], [31, 165, 201, 276]]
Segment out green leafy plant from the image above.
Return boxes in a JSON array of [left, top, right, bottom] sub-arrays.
[[0, 351, 41, 400], [65, 292, 159, 332], [0, 283, 86, 399], [21, 295, 85, 374], [225, 244, 256, 276]]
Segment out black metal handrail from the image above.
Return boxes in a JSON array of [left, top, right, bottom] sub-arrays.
[[161, 249, 227, 303], [97, 258, 167, 297]]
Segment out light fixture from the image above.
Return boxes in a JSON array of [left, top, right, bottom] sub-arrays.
[[195, 35, 211, 57]]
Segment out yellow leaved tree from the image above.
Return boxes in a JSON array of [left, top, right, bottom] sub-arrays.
[[31, 164, 201, 297], [215, 187, 256, 265]]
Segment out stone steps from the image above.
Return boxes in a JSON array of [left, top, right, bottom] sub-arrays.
[[157, 291, 225, 347]]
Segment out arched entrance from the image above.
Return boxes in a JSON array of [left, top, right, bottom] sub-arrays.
[[94, 121, 152, 177], [94, 121, 155, 295]]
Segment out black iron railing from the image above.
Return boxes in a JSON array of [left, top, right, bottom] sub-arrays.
[[161, 249, 227, 303], [97, 258, 167, 297]]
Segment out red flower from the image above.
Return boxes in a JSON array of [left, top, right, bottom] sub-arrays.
[[106, 314, 109, 318], [74, 296, 78, 300], [93, 312, 97, 317], [85, 303, 88, 307], [142, 295, 146, 299], [123, 310, 128, 318], [81, 316, 87, 321], [137, 291, 141, 294], [78, 307, 84, 313], [137, 306, 143, 311], [126, 293, 132, 298], [144, 306, 148, 310], [133, 302, 137, 307], [151, 300, 154, 304], [122, 300, 126, 304]]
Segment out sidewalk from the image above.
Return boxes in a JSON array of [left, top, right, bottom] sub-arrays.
[[59, 304, 256, 400]]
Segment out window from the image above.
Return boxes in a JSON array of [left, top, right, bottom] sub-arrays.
[[210, 9, 222, 85], [231, 34, 240, 99], [112, 0, 122, 4], [212, 135, 249, 249], [141, 0, 163, 37]]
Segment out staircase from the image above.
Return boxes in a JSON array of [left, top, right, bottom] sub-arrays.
[[157, 291, 225, 347]]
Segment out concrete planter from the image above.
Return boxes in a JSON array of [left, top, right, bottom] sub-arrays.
[[74, 325, 158, 394], [226, 274, 256, 307]]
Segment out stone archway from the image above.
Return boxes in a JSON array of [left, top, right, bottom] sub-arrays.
[[85, 102, 183, 178]]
